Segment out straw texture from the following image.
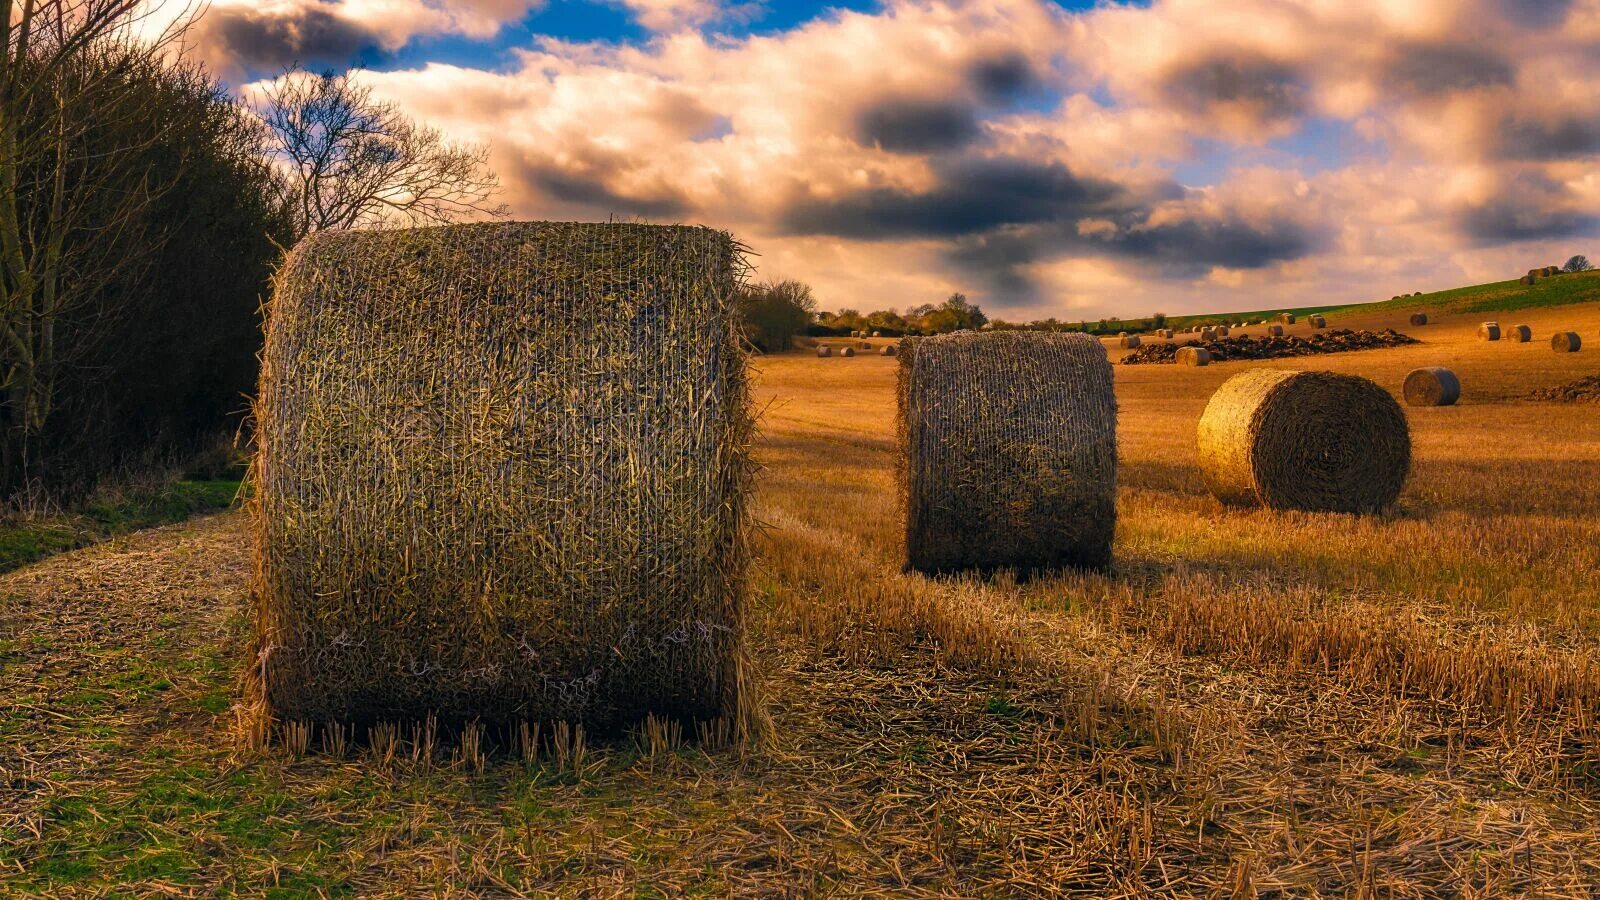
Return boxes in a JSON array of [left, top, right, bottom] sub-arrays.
[[1507, 325, 1532, 343], [1176, 347, 1211, 367], [252, 221, 755, 733], [1308, 315, 1327, 329], [897, 332, 1116, 577], [1279, 314, 1297, 325], [1479, 323, 1501, 341], [1119, 335, 1142, 349], [1197, 370, 1410, 514], [841, 346, 856, 357], [1403, 367, 1460, 407], [1552, 332, 1582, 353]]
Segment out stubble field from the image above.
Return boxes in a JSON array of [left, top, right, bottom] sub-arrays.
[[4, 299, 1600, 896]]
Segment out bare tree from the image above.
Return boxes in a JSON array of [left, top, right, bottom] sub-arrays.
[[259, 67, 509, 240], [1564, 255, 1592, 273], [0, 0, 196, 488]]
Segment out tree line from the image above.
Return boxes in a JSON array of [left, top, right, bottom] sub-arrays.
[[0, 0, 504, 504]]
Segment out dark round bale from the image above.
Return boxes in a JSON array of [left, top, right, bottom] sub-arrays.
[[1279, 313, 1296, 324], [1308, 315, 1327, 328], [1267, 324, 1285, 337], [1507, 324, 1532, 342], [1216, 325, 1231, 337], [1543, 266, 1561, 277], [1119, 335, 1142, 349], [253, 222, 756, 734], [841, 346, 856, 357], [1403, 367, 1460, 407], [1479, 322, 1501, 341], [880, 344, 897, 357], [817, 345, 833, 357], [1200, 327, 1218, 340], [1409, 313, 1428, 326], [1197, 370, 1410, 514], [1177, 346, 1211, 367], [1552, 332, 1582, 353], [897, 332, 1116, 576], [1520, 274, 1537, 285]]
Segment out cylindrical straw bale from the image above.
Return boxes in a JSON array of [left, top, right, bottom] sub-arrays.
[[841, 346, 856, 357], [1200, 327, 1218, 341], [1479, 323, 1501, 341], [817, 345, 833, 357], [1119, 335, 1142, 349], [1216, 326, 1231, 337], [1409, 313, 1428, 326], [1552, 332, 1582, 353], [1308, 315, 1327, 328], [1196, 370, 1410, 513], [1176, 346, 1211, 367], [252, 222, 754, 733], [1279, 313, 1296, 324], [1267, 325, 1284, 337], [1403, 367, 1460, 407], [1506, 324, 1532, 342], [880, 344, 897, 357], [897, 332, 1116, 576]]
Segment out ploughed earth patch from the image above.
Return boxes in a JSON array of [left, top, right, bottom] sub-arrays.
[[1527, 374, 1600, 403], [1121, 329, 1420, 365]]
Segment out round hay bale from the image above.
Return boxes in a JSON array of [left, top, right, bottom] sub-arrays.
[[1308, 315, 1327, 328], [1119, 335, 1142, 349], [1118, 331, 1128, 338], [1279, 313, 1296, 325], [1519, 274, 1537, 285], [1200, 327, 1218, 341], [1479, 322, 1501, 341], [1267, 324, 1284, 337], [1409, 313, 1428, 326], [841, 346, 856, 357], [1197, 370, 1410, 514], [253, 222, 754, 733], [871, 331, 882, 337], [1552, 331, 1582, 353], [898, 331, 1116, 576], [1216, 326, 1231, 337], [1176, 346, 1211, 367], [817, 345, 833, 358], [880, 344, 897, 357], [1506, 324, 1532, 342], [1403, 367, 1460, 407], [1544, 266, 1562, 277]]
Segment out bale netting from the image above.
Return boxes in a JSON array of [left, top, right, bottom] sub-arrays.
[[1403, 367, 1460, 407], [252, 222, 757, 737], [1409, 313, 1428, 326], [1507, 324, 1533, 342], [841, 346, 857, 357], [1479, 322, 1501, 341], [1552, 332, 1582, 353], [1177, 346, 1211, 367], [1196, 369, 1410, 514], [897, 331, 1116, 577]]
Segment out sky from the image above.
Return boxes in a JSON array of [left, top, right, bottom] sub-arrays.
[[186, 0, 1600, 320]]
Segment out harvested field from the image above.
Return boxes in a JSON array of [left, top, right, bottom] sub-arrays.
[[6, 301, 1600, 895], [1122, 328, 1419, 365], [1528, 373, 1600, 402]]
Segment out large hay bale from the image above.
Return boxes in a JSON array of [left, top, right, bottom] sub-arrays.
[[1479, 322, 1501, 341], [252, 222, 754, 733], [897, 332, 1116, 576], [1196, 370, 1410, 513], [1507, 324, 1532, 342], [1403, 367, 1460, 407], [1409, 313, 1428, 326], [1119, 335, 1142, 349], [1177, 346, 1211, 367], [841, 346, 856, 357], [817, 345, 833, 358], [1267, 324, 1284, 337], [1552, 331, 1582, 353]]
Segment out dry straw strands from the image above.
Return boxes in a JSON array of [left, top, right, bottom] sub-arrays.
[[817, 345, 833, 358], [1409, 313, 1429, 326], [1479, 322, 1501, 341], [1507, 324, 1533, 342], [1552, 332, 1582, 353], [897, 332, 1116, 576], [1196, 369, 1410, 514], [1176, 346, 1211, 367], [1403, 367, 1461, 407], [252, 221, 757, 736]]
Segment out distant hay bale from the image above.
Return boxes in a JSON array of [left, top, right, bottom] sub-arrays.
[[1279, 313, 1296, 324], [871, 331, 882, 337], [1409, 313, 1428, 326], [897, 332, 1116, 576], [1177, 346, 1211, 367], [1403, 367, 1460, 407], [1544, 266, 1561, 277], [817, 345, 833, 358], [1161, 329, 1175, 338], [1118, 331, 1128, 338], [841, 346, 856, 357], [1119, 335, 1142, 349], [1507, 324, 1532, 342], [1200, 327, 1218, 340], [1267, 324, 1284, 337], [1197, 369, 1410, 514], [1216, 326, 1231, 337], [1479, 322, 1501, 341], [1308, 315, 1327, 328], [1552, 332, 1582, 353], [880, 345, 897, 357], [253, 221, 754, 733], [1520, 275, 1537, 285]]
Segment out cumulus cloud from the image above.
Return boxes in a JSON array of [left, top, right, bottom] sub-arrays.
[[220, 0, 1600, 317]]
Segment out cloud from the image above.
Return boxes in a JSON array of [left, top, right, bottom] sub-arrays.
[[966, 51, 1036, 102], [1456, 174, 1599, 243], [613, 0, 764, 32], [1382, 42, 1514, 97], [1493, 112, 1600, 161], [206, 5, 387, 71], [854, 97, 983, 153], [1159, 52, 1309, 137]]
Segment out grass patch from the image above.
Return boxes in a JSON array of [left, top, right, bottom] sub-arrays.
[[0, 478, 239, 574]]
